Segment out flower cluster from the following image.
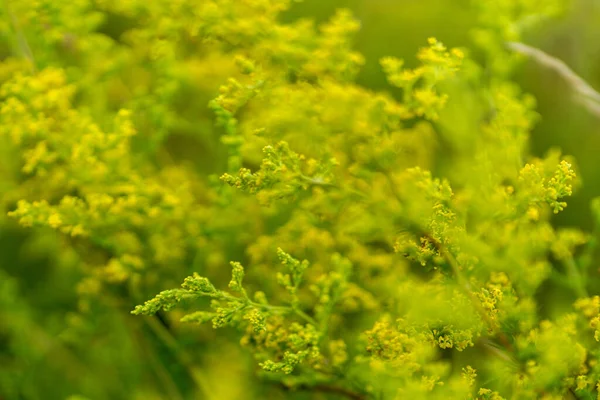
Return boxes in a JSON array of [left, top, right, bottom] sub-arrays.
[[2, 0, 599, 399]]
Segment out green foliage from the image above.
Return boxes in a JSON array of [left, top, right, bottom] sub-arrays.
[[2, 0, 600, 399]]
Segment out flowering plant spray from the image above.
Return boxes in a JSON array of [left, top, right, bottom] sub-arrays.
[[2, 0, 600, 399]]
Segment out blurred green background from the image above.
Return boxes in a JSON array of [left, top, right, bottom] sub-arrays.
[[1, 0, 600, 398]]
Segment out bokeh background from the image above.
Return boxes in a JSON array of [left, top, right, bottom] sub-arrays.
[[1, 0, 600, 399]]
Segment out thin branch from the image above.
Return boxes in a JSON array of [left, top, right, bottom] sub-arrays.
[[143, 316, 212, 393], [423, 232, 517, 355], [221, 291, 319, 326], [507, 41, 600, 118], [279, 383, 367, 400], [1, 0, 36, 71], [382, 170, 517, 355], [563, 255, 588, 298], [134, 326, 185, 400], [312, 384, 368, 400]]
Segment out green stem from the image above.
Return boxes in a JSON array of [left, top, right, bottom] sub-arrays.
[[292, 307, 318, 326], [292, 383, 367, 400], [247, 299, 318, 326], [1, 0, 36, 71], [143, 316, 214, 398], [427, 232, 517, 355], [299, 173, 336, 187], [298, 173, 367, 199], [220, 288, 319, 325], [135, 326, 185, 400], [382, 168, 517, 355], [579, 225, 599, 279], [564, 256, 588, 298]]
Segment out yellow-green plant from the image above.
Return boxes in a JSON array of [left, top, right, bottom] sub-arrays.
[[2, 0, 600, 399]]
